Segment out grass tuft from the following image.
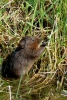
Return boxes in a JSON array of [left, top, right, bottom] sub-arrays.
[[0, 0, 67, 100]]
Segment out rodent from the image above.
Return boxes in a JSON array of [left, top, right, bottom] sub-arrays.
[[1, 36, 48, 78]]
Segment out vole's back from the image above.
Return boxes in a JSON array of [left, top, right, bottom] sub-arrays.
[[2, 36, 48, 78]]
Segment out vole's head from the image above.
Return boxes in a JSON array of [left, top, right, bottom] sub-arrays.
[[18, 36, 48, 57]]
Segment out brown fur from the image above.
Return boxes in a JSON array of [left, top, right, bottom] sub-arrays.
[[2, 36, 48, 78]]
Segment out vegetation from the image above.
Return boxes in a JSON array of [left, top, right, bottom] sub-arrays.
[[0, 0, 67, 100]]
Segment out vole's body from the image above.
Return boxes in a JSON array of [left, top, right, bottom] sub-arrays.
[[2, 36, 48, 78]]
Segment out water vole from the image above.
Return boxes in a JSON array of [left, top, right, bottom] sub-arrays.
[[2, 36, 48, 78]]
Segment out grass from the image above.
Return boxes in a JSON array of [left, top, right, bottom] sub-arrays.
[[0, 0, 67, 100]]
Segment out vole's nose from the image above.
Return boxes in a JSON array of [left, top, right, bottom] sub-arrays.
[[40, 37, 49, 47]]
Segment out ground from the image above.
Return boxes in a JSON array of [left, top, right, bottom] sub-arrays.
[[0, 0, 67, 100]]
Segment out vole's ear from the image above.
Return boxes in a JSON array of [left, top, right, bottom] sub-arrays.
[[18, 37, 26, 49]]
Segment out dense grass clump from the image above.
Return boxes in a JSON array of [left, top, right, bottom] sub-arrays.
[[0, 0, 67, 100]]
